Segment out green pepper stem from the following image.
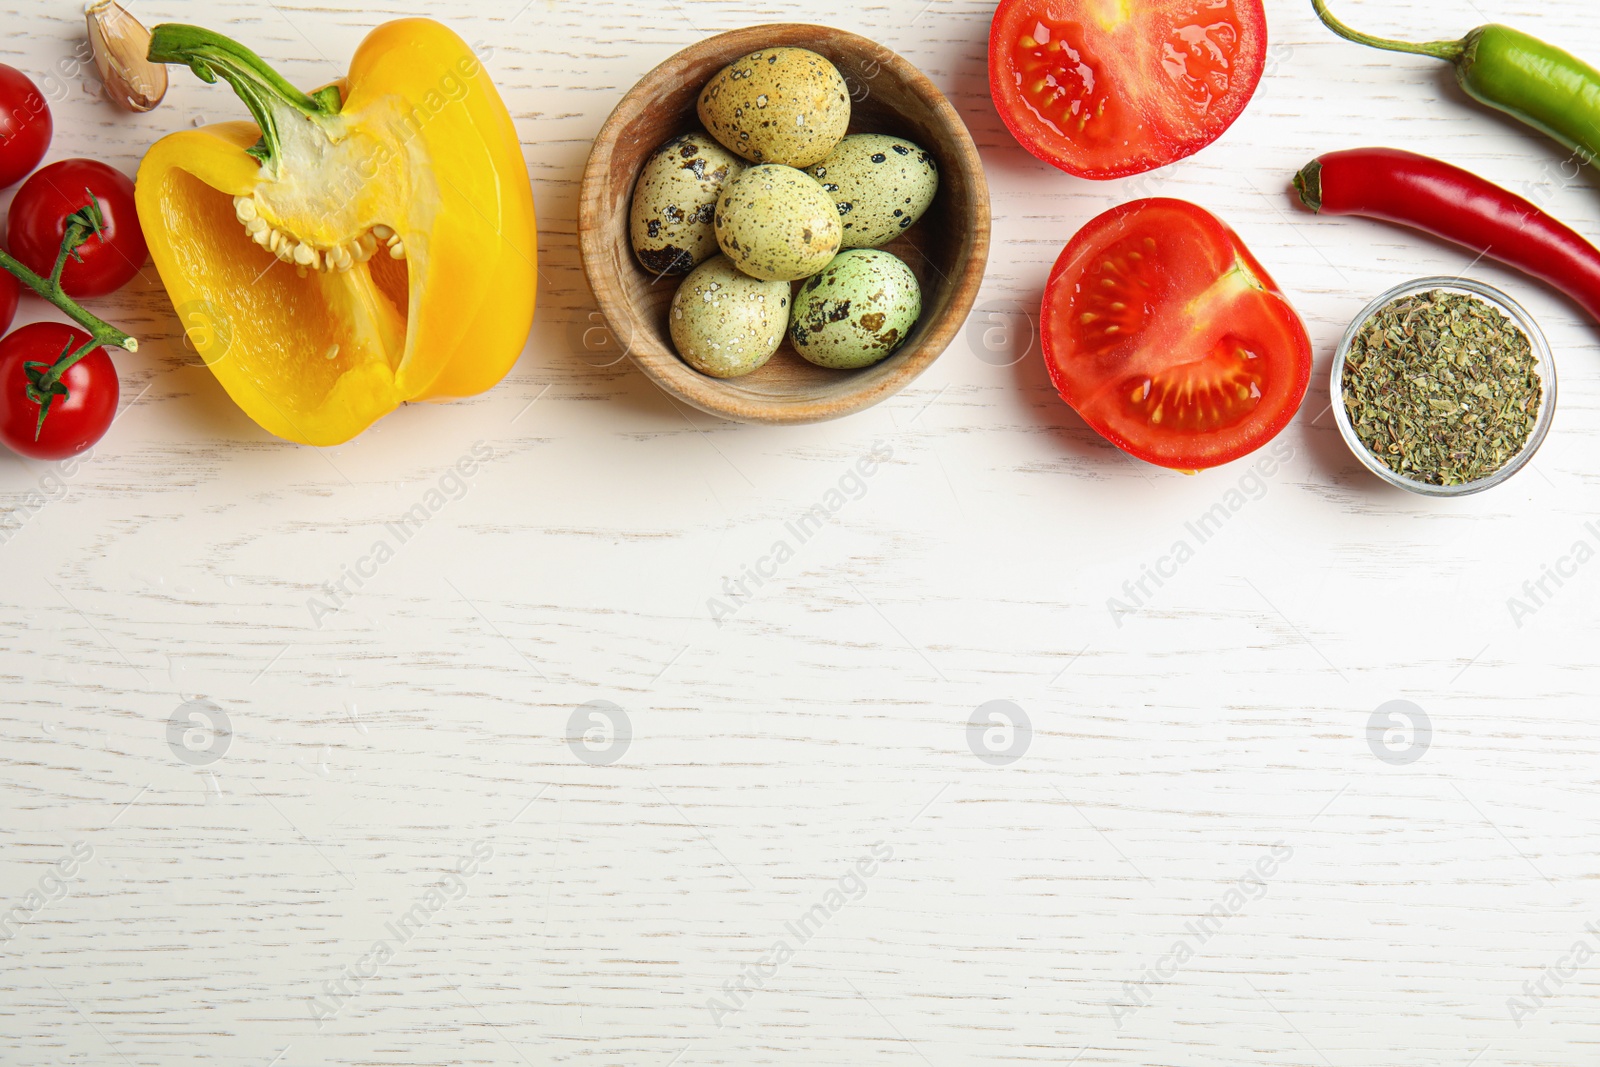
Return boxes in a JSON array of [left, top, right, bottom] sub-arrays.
[[147, 23, 341, 171], [1310, 0, 1466, 62]]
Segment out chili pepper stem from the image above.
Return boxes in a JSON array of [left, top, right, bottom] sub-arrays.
[[1292, 161, 1323, 213], [1310, 0, 1466, 62]]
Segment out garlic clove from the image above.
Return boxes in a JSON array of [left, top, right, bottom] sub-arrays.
[[86, 0, 168, 112]]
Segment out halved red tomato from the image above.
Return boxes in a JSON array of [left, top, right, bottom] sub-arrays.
[[1041, 198, 1309, 470], [989, 0, 1267, 179]]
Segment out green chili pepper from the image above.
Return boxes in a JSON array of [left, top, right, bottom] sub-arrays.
[[1312, 0, 1600, 166]]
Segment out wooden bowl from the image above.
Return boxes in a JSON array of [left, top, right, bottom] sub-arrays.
[[579, 23, 991, 424]]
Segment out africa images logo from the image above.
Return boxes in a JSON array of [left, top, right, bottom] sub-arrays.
[[705, 841, 894, 1026], [306, 442, 493, 628], [707, 440, 893, 626], [1106, 441, 1293, 627], [1105, 841, 1293, 1027]]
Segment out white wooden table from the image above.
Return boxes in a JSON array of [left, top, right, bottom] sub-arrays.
[[3, 0, 1598, 1063]]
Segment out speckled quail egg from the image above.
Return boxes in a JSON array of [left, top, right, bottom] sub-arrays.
[[697, 47, 850, 168], [670, 255, 790, 378], [807, 134, 939, 249], [630, 132, 747, 275], [714, 164, 842, 281], [789, 249, 921, 370]]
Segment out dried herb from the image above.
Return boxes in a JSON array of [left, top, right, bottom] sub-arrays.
[[1342, 289, 1542, 486]]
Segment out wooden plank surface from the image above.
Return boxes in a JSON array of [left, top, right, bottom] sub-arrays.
[[3, 0, 1600, 1064]]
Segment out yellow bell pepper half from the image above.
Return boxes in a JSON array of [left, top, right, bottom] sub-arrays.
[[137, 20, 537, 445]]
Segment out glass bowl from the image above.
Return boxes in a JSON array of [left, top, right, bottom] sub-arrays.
[[1330, 276, 1557, 497]]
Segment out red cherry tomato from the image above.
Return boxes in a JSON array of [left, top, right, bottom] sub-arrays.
[[0, 64, 51, 189], [0, 268, 17, 336], [0, 322, 118, 460], [7, 158, 147, 298], [988, 0, 1267, 179], [1041, 198, 1310, 470]]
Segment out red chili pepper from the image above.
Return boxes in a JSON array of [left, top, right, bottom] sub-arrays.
[[1293, 146, 1600, 326]]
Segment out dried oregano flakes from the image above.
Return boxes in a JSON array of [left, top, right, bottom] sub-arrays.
[[1342, 289, 1542, 486]]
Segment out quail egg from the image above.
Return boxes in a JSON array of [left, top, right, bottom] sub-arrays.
[[714, 164, 842, 281], [697, 47, 850, 168], [789, 249, 921, 370], [630, 132, 747, 275], [808, 134, 938, 249], [670, 254, 790, 378]]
